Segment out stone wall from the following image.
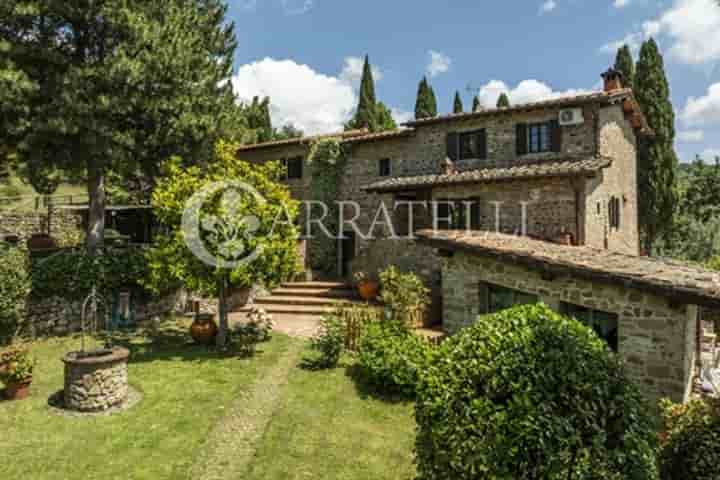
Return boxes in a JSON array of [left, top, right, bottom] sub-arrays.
[[0, 210, 84, 246], [26, 291, 184, 337], [442, 250, 697, 403]]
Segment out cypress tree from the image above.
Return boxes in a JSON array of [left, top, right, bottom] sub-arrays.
[[614, 45, 635, 89], [453, 91, 464, 114], [375, 102, 398, 131], [472, 95, 481, 112], [415, 77, 431, 119], [634, 38, 679, 252], [497, 93, 511, 108], [348, 55, 377, 131], [427, 82, 438, 117]]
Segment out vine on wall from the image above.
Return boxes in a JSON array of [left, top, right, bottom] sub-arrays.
[[306, 138, 347, 275]]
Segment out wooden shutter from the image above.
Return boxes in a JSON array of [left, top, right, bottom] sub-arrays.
[[469, 197, 481, 230], [446, 133, 459, 161], [550, 119, 562, 153], [516, 124, 527, 156], [479, 129, 488, 160]]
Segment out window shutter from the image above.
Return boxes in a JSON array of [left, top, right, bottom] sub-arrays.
[[470, 197, 481, 230], [550, 119, 562, 153], [446, 132, 459, 161], [479, 129, 488, 160], [516, 124, 527, 156]]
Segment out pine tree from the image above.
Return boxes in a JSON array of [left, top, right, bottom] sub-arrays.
[[0, 0, 242, 252], [634, 38, 679, 252], [348, 55, 377, 131], [453, 91, 464, 114], [472, 95, 481, 112], [497, 93, 511, 108], [614, 44, 635, 89]]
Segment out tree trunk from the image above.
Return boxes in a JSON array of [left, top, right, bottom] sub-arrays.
[[216, 276, 229, 349], [86, 160, 106, 255]]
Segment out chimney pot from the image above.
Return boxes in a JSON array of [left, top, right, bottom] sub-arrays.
[[601, 68, 624, 93]]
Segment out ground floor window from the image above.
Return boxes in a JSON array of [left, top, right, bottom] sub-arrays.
[[479, 282, 539, 314], [560, 302, 619, 351]]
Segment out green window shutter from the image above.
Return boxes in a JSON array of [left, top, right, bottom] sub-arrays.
[[446, 132, 459, 161], [550, 119, 562, 153], [516, 123, 527, 156]]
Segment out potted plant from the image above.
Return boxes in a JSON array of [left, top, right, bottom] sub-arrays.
[[379, 266, 431, 328], [0, 345, 36, 400], [354, 271, 379, 301]]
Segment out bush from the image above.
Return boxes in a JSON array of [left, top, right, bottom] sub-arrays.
[[415, 304, 658, 480], [379, 266, 430, 324], [0, 245, 31, 343], [308, 303, 380, 369], [357, 320, 436, 397], [659, 398, 720, 479], [0, 344, 35, 384]]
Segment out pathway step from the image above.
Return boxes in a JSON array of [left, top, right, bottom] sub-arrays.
[[238, 304, 335, 315], [255, 295, 353, 307], [272, 287, 357, 298], [281, 281, 350, 290]]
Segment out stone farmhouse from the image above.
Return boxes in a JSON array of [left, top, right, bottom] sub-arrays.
[[238, 68, 720, 403]]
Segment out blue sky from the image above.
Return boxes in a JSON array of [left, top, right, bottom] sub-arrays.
[[227, 0, 720, 162]]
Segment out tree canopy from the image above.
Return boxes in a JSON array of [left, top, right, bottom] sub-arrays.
[[472, 95, 481, 112], [614, 44, 635, 88], [496, 93, 511, 108], [414, 77, 438, 119], [346, 55, 396, 132], [453, 91, 463, 114], [0, 0, 245, 251]]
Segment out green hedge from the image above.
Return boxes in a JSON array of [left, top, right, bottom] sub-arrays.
[[30, 247, 167, 301], [0, 245, 31, 343], [415, 304, 658, 480], [659, 398, 720, 479]]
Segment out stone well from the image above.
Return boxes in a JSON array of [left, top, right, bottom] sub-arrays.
[[62, 347, 130, 412]]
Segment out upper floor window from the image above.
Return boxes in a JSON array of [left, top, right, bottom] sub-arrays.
[[517, 120, 562, 155], [379, 158, 391, 177], [478, 282, 539, 315], [561, 302, 619, 351], [609, 196, 621, 230], [447, 130, 487, 161], [283, 156, 303, 179]]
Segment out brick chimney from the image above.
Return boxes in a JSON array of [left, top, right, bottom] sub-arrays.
[[601, 68, 624, 93]]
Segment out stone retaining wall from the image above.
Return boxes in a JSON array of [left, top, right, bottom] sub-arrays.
[[0, 210, 84, 246], [442, 251, 698, 404]]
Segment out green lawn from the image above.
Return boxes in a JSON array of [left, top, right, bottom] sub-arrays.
[[243, 349, 417, 480], [0, 324, 417, 480], [0, 171, 87, 212], [0, 322, 292, 480]]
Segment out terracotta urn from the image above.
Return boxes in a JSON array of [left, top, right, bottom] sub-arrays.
[[190, 314, 218, 345], [4, 380, 31, 401], [358, 280, 379, 301], [26, 233, 57, 251]]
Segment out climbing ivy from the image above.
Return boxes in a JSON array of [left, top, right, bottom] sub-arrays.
[[306, 138, 347, 275]]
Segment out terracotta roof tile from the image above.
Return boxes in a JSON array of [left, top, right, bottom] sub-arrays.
[[236, 128, 414, 152], [415, 230, 720, 308], [363, 157, 612, 193]]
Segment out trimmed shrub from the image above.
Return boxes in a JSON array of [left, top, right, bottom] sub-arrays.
[[379, 266, 429, 324], [415, 304, 658, 480], [0, 245, 31, 343], [357, 320, 436, 397], [659, 398, 720, 479]]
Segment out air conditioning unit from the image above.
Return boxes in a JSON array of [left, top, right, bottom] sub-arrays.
[[558, 108, 584, 126]]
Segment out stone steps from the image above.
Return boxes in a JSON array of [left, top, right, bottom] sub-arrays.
[[241, 281, 361, 317]]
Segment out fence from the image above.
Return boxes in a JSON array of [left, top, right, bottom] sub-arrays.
[[0, 193, 89, 211]]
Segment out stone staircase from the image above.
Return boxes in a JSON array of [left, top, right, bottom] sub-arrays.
[[241, 281, 361, 317]]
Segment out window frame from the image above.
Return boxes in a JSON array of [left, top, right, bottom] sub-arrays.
[[527, 122, 552, 154], [378, 158, 391, 177], [609, 196, 621, 230], [560, 302, 619, 351], [284, 156, 303, 180], [479, 282, 539, 315], [458, 129, 487, 161]]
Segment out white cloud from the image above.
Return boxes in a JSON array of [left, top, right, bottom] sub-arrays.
[[539, 0, 557, 14], [427, 50, 451, 78], [281, 0, 313, 15], [601, 0, 720, 65], [477, 79, 591, 108], [231, 58, 356, 135], [614, 0, 631, 7], [391, 108, 414, 125], [682, 83, 720, 125], [339, 57, 383, 88], [677, 130, 705, 142]]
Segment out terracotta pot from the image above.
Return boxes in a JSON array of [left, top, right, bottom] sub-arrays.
[[4, 381, 31, 400], [357, 280, 379, 301], [190, 314, 218, 345]]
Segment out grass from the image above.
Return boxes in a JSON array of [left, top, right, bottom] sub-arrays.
[[0, 321, 292, 480], [0, 324, 417, 480], [0, 170, 87, 212], [243, 346, 417, 480]]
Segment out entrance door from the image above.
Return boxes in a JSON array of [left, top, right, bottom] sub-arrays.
[[340, 231, 356, 278]]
